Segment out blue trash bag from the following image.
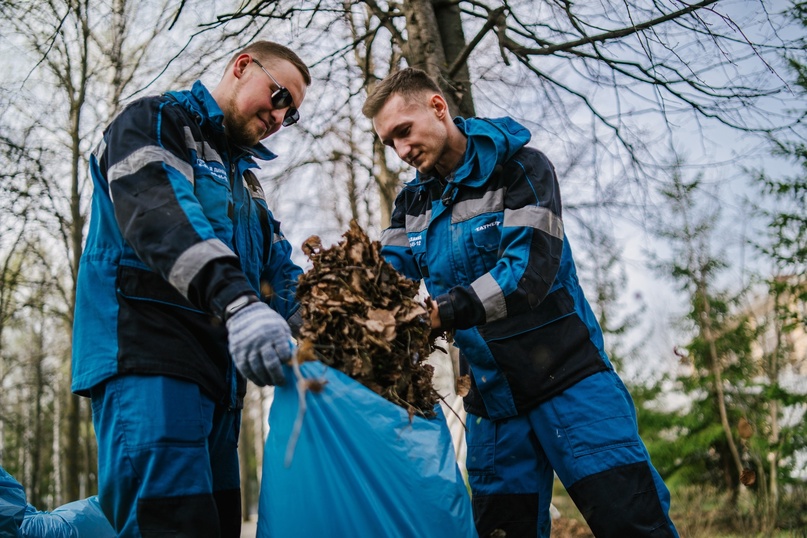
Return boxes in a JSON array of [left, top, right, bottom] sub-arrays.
[[1, 465, 115, 538], [20, 496, 115, 538], [1, 467, 26, 538], [258, 361, 477, 538]]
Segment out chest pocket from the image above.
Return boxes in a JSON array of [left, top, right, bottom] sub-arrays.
[[192, 156, 233, 239], [466, 215, 502, 275], [407, 232, 429, 278], [174, 121, 231, 237]]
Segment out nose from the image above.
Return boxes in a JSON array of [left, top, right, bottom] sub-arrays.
[[396, 142, 411, 162], [269, 107, 286, 125]]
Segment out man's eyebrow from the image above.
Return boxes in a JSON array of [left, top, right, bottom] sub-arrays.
[[391, 122, 411, 138], [380, 121, 409, 147]]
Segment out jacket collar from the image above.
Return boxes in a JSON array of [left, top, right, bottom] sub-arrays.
[[409, 116, 530, 189], [167, 80, 277, 162]]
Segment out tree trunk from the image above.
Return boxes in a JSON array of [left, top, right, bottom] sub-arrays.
[[372, 138, 398, 228], [401, 0, 459, 114], [239, 403, 254, 521], [698, 296, 743, 482], [29, 330, 45, 508], [64, 0, 91, 502], [52, 376, 62, 506], [63, 393, 81, 502], [432, 0, 475, 117]]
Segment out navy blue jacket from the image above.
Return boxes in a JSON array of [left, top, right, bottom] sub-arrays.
[[72, 81, 302, 406], [381, 117, 609, 420]]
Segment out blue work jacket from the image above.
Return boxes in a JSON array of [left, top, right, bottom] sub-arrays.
[[381, 117, 610, 420], [72, 81, 302, 406]]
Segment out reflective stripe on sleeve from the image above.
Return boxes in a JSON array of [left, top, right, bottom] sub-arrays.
[[169, 238, 236, 297], [381, 227, 410, 248], [108, 145, 194, 186], [471, 272, 507, 323], [503, 206, 563, 239]]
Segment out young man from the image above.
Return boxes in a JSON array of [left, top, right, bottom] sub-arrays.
[[363, 68, 679, 538], [72, 41, 310, 537]]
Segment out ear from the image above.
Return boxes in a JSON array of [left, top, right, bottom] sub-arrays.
[[430, 94, 449, 120], [232, 53, 252, 80]]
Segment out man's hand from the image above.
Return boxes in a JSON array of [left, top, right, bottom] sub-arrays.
[[226, 301, 293, 386]]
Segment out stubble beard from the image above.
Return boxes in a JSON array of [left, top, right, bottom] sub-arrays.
[[222, 86, 261, 148], [223, 109, 260, 148]]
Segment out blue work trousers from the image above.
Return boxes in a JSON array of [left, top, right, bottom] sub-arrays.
[[466, 370, 679, 538], [90, 375, 241, 538]]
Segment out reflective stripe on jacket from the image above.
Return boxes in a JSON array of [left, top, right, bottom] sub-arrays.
[[381, 116, 609, 420], [72, 81, 302, 406]]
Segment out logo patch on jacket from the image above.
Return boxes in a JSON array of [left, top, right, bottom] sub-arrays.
[[196, 158, 228, 182], [475, 220, 501, 232]]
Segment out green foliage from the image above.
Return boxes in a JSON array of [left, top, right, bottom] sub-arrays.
[[742, 1, 807, 522], [638, 6, 807, 531], [574, 222, 647, 372], [643, 162, 807, 535]]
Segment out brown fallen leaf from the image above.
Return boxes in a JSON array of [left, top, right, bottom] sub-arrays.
[[740, 468, 756, 486], [295, 220, 438, 418], [301, 235, 322, 256], [456, 375, 471, 397]]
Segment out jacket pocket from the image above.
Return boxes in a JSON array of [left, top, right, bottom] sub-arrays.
[[117, 265, 199, 312], [408, 232, 430, 279], [550, 371, 639, 457], [479, 287, 575, 341], [477, 287, 608, 412], [193, 165, 233, 238], [465, 414, 496, 476], [467, 215, 502, 274]]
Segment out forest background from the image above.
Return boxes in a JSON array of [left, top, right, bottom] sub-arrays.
[[1, 0, 806, 536]]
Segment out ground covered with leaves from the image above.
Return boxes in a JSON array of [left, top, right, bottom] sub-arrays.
[[294, 221, 439, 418]]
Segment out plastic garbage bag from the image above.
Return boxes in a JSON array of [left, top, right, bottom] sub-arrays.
[[258, 361, 476, 538], [1, 467, 26, 538], [20, 496, 115, 538], [0, 465, 114, 538]]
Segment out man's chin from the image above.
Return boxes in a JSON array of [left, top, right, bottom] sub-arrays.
[[415, 163, 433, 174], [227, 131, 260, 148], [223, 123, 260, 147]]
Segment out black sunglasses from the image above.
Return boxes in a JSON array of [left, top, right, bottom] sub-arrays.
[[252, 58, 300, 127]]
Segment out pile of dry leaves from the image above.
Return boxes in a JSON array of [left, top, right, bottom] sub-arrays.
[[294, 220, 439, 418]]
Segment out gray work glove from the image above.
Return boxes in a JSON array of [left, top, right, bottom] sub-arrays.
[[226, 301, 293, 386]]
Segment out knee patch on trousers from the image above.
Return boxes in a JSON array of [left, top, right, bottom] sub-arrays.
[[567, 461, 674, 538], [473, 493, 539, 538], [213, 488, 242, 538], [137, 493, 220, 538]]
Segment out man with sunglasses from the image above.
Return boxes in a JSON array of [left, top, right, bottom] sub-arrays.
[[72, 41, 309, 537], [364, 68, 679, 538]]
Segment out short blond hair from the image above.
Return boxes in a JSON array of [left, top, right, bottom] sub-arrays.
[[362, 67, 442, 119], [227, 41, 311, 86]]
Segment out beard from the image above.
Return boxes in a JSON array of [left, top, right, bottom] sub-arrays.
[[222, 109, 261, 148], [221, 85, 263, 147]]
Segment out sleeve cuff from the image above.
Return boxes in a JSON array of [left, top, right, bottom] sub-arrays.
[[435, 294, 455, 331], [211, 281, 258, 320]]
